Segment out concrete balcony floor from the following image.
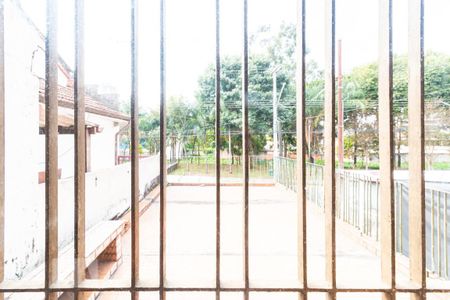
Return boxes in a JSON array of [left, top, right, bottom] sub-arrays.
[[98, 177, 449, 300]]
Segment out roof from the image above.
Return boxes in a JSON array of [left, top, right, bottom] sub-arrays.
[[39, 80, 130, 123], [38, 103, 100, 128], [10, 1, 129, 124]]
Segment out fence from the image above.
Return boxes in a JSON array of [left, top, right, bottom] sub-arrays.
[[116, 155, 150, 165], [173, 155, 273, 178], [274, 156, 450, 279]]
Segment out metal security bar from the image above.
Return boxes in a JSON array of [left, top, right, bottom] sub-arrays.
[[324, 1, 337, 299], [74, 0, 86, 299], [0, 1, 4, 300], [408, 1, 426, 299], [378, 1, 395, 299], [44, 0, 58, 298], [296, 0, 307, 297], [159, 0, 167, 298], [214, 0, 221, 299], [241, 1, 250, 299], [0, 0, 449, 299]]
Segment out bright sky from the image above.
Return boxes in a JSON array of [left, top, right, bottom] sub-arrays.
[[18, 0, 450, 110]]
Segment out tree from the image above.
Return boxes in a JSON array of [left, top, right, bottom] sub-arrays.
[[342, 52, 450, 168], [342, 63, 379, 166], [196, 54, 294, 159], [139, 110, 160, 155]]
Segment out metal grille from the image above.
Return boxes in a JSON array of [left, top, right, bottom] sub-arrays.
[[0, 0, 448, 299]]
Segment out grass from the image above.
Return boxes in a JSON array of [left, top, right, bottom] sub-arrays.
[[170, 158, 273, 178]]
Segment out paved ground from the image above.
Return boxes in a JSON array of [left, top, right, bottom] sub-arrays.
[[98, 182, 449, 300]]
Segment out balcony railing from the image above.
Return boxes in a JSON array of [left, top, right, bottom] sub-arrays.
[[274, 156, 450, 280]]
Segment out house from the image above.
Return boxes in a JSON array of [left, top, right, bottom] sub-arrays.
[[2, 0, 141, 280], [36, 61, 130, 180]]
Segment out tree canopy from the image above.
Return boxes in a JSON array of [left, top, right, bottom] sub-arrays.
[[134, 23, 450, 169]]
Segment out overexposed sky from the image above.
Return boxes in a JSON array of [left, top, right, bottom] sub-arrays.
[[17, 0, 450, 110]]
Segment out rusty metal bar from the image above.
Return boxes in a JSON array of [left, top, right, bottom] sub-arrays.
[[1, 284, 450, 294], [45, 0, 59, 299], [0, 1, 4, 299], [159, 0, 167, 298], [0, 284, 448, 294], [215, 0, 221, 298], [378, 0, 395, 298], [296, 0, 307, 298], [324, 0, 336, 298], [242, 0, 249, 298], [74, 0, 86, 299], [131, 0, 140, 298], [408, 0, 425, 298]]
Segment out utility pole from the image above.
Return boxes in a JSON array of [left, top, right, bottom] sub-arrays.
[[337, 39, 344, 169]]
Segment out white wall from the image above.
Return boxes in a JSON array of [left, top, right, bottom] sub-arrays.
[[36, 155, 160, 273], [37, 134, 75, 179], [4, 0, 43, 279], [2, 0, 128, 279], [36, 114, 125, 180], [88, 115, 122, 171]]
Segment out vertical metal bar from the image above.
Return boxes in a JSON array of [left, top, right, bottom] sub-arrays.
[[0, 0, 4, 299], [324, 0, 336, 298], [353, 174, 356, 226], [344, 174, 347, 222], [399, 183, 403, 253], [357, 176, 360, 228], [368, 179, 371, 236], [349, 174, 351, 224], [438, 192, 442, 276], [296, 0, 307, 297], [315, 165, 318, 206], [215, 0, 221, 298], [74, 0, 86, 298], [366, 178, 369, 234], [431, 191, 435, 270], [131, 0, 140, 298], [366, 178, 369, 235], [369, 180, 373, 236], [376, 179, 380, 241], [339, 172, 341, 220], [408, 0, 425, 298], [367, 178, 370, 235], [160, 0, 167, 298], [364, 178, 367, 234], [45, 0, 58, 298], [378, 0, 395, 296], [344, 173, 349, 222], [242, 0, 250, 298], [445, 193, 448, 278]]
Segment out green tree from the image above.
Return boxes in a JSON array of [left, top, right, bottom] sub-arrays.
[[341, 52, 450, 168], [197, 54, 293, 159]]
